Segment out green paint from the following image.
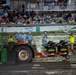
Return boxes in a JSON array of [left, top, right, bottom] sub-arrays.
[[0, 26, 7, 63], [61, 48, 67, 51], [1, 49, 7, 63], [36, 26, 40, 32]]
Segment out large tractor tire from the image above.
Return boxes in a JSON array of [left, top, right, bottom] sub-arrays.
[[15, 45, 33, 63]]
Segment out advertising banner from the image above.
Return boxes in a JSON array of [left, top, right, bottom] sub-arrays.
[[0, 25, 76, 32]]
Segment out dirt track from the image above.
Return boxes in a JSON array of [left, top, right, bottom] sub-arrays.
[[0, 61, 76, 75]]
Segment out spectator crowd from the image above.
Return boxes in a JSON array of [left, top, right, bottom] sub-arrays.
[[0, 7, 76, 26]]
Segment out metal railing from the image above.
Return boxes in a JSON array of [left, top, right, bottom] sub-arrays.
[[0, 23, 76, 27], [26, 3, 76, 11], [8, 0, 76, 11]]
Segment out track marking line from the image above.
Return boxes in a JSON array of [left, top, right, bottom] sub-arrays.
[[33, 64, 40, 66], [32, 67, 44, 69], [45, 71, 58, 74]]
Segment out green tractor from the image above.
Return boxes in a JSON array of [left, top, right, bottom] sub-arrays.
[[0, 24, 36, 64]]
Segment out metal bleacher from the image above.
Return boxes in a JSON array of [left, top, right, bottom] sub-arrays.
[[26, 0, 76, 11]]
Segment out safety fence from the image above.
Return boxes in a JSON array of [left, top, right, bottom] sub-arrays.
[[27, 3, 76, 11], [0, 24, 76, 32], [6, 0, 76, 11]]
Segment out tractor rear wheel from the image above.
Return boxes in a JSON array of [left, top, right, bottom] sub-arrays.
[[15, 45, 33, 63]]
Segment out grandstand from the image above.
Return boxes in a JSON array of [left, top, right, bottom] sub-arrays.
[[26, 0, 76, 11], [0, 0, 76, 26]]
